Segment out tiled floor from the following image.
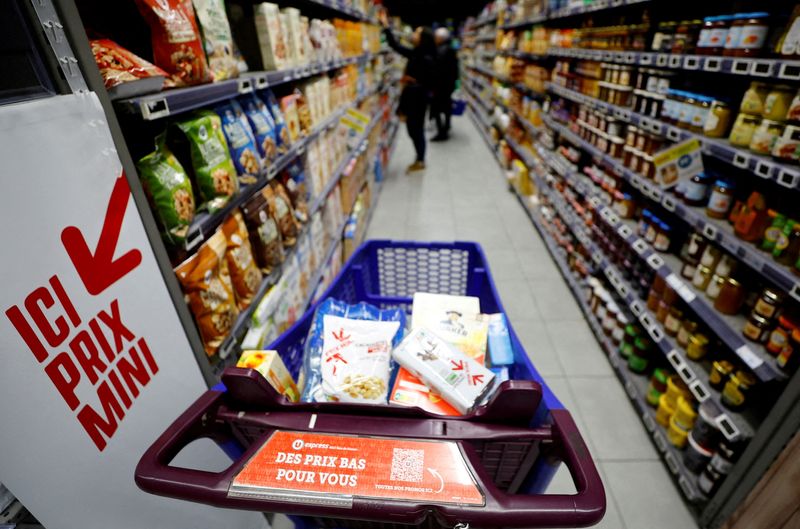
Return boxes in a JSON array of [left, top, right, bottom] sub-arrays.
[[367, 116, 698, 529]]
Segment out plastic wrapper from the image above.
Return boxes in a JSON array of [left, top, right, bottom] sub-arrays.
[[281, 159, 309, 223], [136, 135, 195, 245], [262, 90, 291, 152], [90, 39, 168, 92], [214, 100, 262, 185], [135, 0, 211, 86], [241, 190, 284, 272], [264, 182, 298, 247], [301, 298, 406, 403], [221, 211, 263, 309], [192, 0, 239, 81], [238, 94, 279, 163]]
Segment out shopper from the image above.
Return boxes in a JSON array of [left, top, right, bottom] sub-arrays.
[[379, 12, 436, 173], [431, 27, 458, 141]]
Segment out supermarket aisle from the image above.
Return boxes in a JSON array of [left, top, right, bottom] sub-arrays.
[[367, 118, 697, 529]]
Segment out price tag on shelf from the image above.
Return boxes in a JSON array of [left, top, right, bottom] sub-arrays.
[[733, 151, 750, 169], [755, 161, 772, 179], [666, 350, 682, 370], [255, 75, 268, 90], [593, 252, 603, 265], [654, 431, 668, 452], [646, 254, 665, 270], [237, 78, 254, 93], [630, 300, 643, 316], [666, 127, 682, 142], [633, 239, 648, 255], [656, 54, 668, 67], [791, 283, 800, 303], [678, 364, 696, 385], [751, 60, 774, 77], [642, 413, 656, 432], [778, 62, 800, 81], [704, 57, 722, 72], [779, 168, 800, 189], [665, 453, 679, 475], [735, 345, 764, 370], [702, 223, 719, 241], [624, 381, 637, 399], [617, 225, 632, 238], [639, 313, 653, 328], [618, 283, 628, 297], [732, 59, 752, 75], [662, 195, 677, 212], [683, 56, 700, 70], [665, 273, 683, 292], [648, 324, 664, 343], [716, 415, 741, 442], [689, 381, 710, 403]]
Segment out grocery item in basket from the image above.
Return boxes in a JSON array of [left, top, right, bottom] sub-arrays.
[[261, 90, 291, 153], [280, 93, 302, 143], [238, 94, 279, 162], [136, 135, 195, 245], [411, 293, 481, 329], [389, 367, 460, 416], [135, 0, 211, 86], [301, 298, 407, 403], [392, 327, 495, 415], [173, 111, 238, 211], [241, 189, 284, 272], [174, 230, 238, 356], [264, 182, 298, 247], [90, 39, 168, 95], [214, 100, 262, 184], [237, 350, 300, 402], [254, 2, 288, 70], [486, 313, 515, 366], [221, 211, 263, 309], [411, 292, 487, 363], [192, 0, 239, 81]]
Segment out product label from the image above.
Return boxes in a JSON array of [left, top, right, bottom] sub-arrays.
[[229, 431, 485, 506], [708, 190, 732, 213], [725, 26, 742, 49], [780, 19, 800, 55], [708, 28, 729, 47], [737, 26, 768, 50]]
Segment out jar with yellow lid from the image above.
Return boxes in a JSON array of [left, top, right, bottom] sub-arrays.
[[714, 277, 746, 315], [687, 333, 710, 361], [764, 85, 794, 121], [656, 393, 676, 427], [677, 319, 698, 348], [754, 288, 784, 320], [668, 415, 690, 449], [673, 396, 698, 430], [722, 371, 756, 410], [740, 82, 769, 115], [709, 360, 734, 390], [729, 113, 761, 147], [704, 100, 733, 138], [665, 375, 690, 406], [743, 312, 771, 343]]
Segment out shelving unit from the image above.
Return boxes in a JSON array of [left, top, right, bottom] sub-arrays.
[[501, 0, 652, 28]]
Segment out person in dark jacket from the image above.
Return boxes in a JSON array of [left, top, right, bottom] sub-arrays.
[[431, 28, 458, 141], [379, 12, 436, 173]]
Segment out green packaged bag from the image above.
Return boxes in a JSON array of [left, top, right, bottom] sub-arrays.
[[174, 110, 239, 211], [137, 136, 195, 245]]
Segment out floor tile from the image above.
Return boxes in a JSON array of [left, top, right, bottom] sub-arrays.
[[493, 279, 542, 322], [528, 279, 585, 321], [516, 249, 562, 280], [512, 319, 563, 376], [543, 320, 614, 376], [483, 248, 524, 281]]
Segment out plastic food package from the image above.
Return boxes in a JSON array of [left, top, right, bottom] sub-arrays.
[[90, 39, 168, 94], [135, 0, 211, 86], [237, 350, 300, 402], [174, 230, 238, 356], [221, 211, 263, 309], [254, 2, 287, 70], [392, 328, 495, 415], [262, 90, 291, 152], [173, 111, 238, 211], [251, 281, 284, 329], [280, 94, 302, 143], [192, 0, 239, 81], [264, 182, 298, 247], [301, 298, 407, 403], [214, 100, 262, 184], [136, 136, 195, 245], [240, 190, 284, 272], [282, 159, 309, 222], [281, 8, 306, 66], [486, 313, 515, 366], [389, 368, 460, 416], [410, 293, 487, 363], [238, 94, 279, 163]]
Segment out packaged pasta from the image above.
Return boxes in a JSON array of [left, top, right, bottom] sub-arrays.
[[264, 182, 298, 247], [238, 94, 279, 162], [172, 111, 239, 211], [136, 136, 195, 245], [135, 0, 211, 86], [214, 100, 262, 185], [174, 230, 238, 356], [221, 211, 263, 309], [192, 0, 239, 81], [241, 189, 284, 272]]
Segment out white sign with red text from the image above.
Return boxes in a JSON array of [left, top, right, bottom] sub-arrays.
[[0, 94, 266, 529]]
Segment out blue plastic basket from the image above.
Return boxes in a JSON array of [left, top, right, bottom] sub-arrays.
[[452, 98, 467, 116]]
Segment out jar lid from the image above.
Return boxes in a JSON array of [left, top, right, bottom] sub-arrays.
[[743, 12, 769, 19], [762, 287, 783, 302], [702, 16, 719, 22], [717, 15, 736, 21], [689, 333, 709, 346], [653, 368, 668, 384], [714, 179, 731, 189], [750, 312, 770, 325], [726, 277, 741, 286], [660, 222, 671, 232]]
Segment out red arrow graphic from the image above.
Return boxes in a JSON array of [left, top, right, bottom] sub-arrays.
[[450, 360, 465, 371], [469, 375, 484, 386], [61, 173, 142, 295]]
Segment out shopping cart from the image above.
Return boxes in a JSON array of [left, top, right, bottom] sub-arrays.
[[136, 241, 605, 528]]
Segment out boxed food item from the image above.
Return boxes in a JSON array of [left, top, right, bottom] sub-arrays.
[[254, 2, 287, 70], [280, 93, 302, 143], [136, 136, 195, 245], [486, 313, 515, 366], [214, 100, 262, 184], [411, 293, 489, 363], [237, 350, 300, 402], [392, 327, 495, 415], [278, 13, 294, 67], [389, 368, 460, 416], [221, 211, 263, 310], [251, 281, 284, 329], [90, 39, 168, 98], [192, 0, 239, 81], [174, 230, 238, 356], [135, 0, 211, 86], [281, 7, 306, 66]]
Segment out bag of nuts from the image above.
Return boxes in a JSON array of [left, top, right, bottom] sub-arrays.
[[221, 211, 263, 309], [241, 190, 284, 273], [264, 182, 298, 247]]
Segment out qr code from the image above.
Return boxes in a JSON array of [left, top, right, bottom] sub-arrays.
[[390, 448, 424, 482]]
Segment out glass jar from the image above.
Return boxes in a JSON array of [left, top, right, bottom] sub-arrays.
[[729, 113, 761, 147], [700, 244, 721, 268], [764, 85, 794, 122], [612, 313, 629, 344], [678, 94, 698, 130], [652, 21, 678, 52], [707, 180, 734, 219], [714, 277, 745, 315], [691, 97, 712, 133], [687, 332, 709, 360], [603, 304, 620, 336], [677, 319, 698, 347], [672, 20, 702, 54], [664, 307, 683, 336], [709, 360, 734, 390], [749, 120, 784, 155], [697, 15, 732, 55], [743, 312, 771, 342], [775, 223, 800, 266], [703, 100, 733, 138], [681, 257, 699, 280], [656, 299, 671, 323], [715, 254, 738, 278], [706, 274, 726, 299], [654, 222, 672, 251], [775, 6, 800, 58], [740, 82, 769, 115], [762, 214, 788, 253], [683, 173, 711, 206], [722, 371, 757, 410], [772, 220, 799, 262], [767, 316, 797, 356], [754, 288, 784, 319], [725, 12, 770, 57], [777, 329, 800, 374], [772, 123, 800, 163], [693, 264, 713, 290]]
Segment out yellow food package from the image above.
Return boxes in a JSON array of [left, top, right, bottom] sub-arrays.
[[237, 350, 300, 402]]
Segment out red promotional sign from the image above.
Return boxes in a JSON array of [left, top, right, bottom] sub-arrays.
[[230, 431, 484, 506]]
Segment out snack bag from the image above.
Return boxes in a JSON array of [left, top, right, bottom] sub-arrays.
[[389, 368, 460, 416], [214, 100, 262, 185], [264, 182, 298, 247], [294, 88, 313, 136], [238, 94, 279, 163], [136, 136, 195, 245], [280, 93, 302, 142], [221, 211, 263, 309], [261, 90, 291, 152], [174, 230, 238, 356], [392, 328, 495, 415], [173, 111, 239, 211], [192, 0, 239, 81], [281, 159, 309, 222], [135, 0, 211, 86], [90, 38, 168, 91], [240, 190, 284, 272], [237, 350, 299, 402]]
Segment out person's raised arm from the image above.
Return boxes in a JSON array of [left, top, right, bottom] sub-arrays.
[[379, 11, 414, 59]]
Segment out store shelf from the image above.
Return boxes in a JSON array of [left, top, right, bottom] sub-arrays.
[[540, 111, 800, 304], [548, 47, 800, 81], [465, 68, 546, 102], [475, 34, 497, 43], [501, 0, 652, 29], [499, 49, 547, 61], [472, 13, 498, 28], [116, 53, 377, 120], [545, 82, 800, 190]]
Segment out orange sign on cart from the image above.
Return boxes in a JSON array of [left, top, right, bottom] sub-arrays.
[[229, 431, 485, 507]]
